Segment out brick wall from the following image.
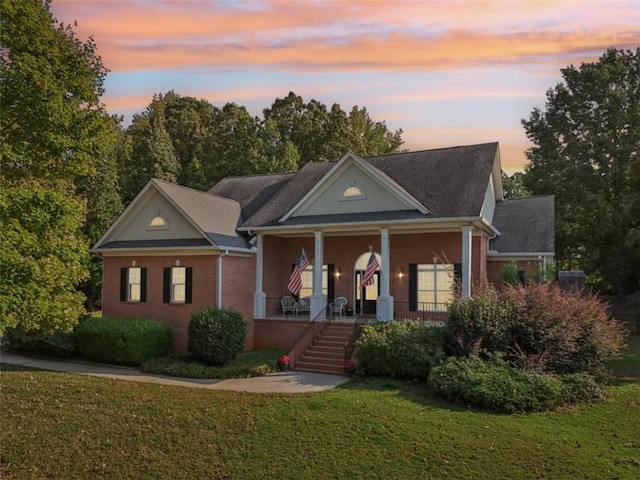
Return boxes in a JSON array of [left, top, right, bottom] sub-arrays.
[[102, 254, 256, 353], [253, 319, 309, 350]]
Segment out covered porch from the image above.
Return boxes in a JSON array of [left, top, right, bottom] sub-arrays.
[[252, 224, 490, 323]]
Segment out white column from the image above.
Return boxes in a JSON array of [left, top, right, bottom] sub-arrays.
[[461, 226, 473, 298], [310, 231, 325, 320], [376, 228, 394, 321], [253, 234, 266, 318]]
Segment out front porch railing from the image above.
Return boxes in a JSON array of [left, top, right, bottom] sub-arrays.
[[393, 301, 449, 324], [267, 297, 450, 322]]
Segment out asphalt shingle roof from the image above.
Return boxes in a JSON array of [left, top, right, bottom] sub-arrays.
[[490, 196, 555, 253], [220, 143, 499, 228], [152, 179, 250, 249]]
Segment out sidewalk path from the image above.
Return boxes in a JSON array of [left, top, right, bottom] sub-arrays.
[[0, 352, 349, 393]]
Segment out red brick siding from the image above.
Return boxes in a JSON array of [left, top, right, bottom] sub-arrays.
[[253, 319, 309, 350], [102, 254, 256, 353], [487, 259, 540, 285], [261, 231, 488, 309]]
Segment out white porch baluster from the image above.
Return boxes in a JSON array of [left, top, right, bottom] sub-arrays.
[[461, 226, 473, 297], [253, 233, 266, 318], [310, 231, 326, 320], [376, 228, 394, 321]]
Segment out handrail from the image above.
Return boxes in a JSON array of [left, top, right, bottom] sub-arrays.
[[289, 299, 336, 368], [344, 315, 365, 363]]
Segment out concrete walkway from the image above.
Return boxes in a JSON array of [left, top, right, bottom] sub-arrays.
[[0, 352, 349, 393]]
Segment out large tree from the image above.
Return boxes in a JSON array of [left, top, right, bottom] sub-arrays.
[[0, 0, 117, 331], [264, 91, 404, 167], [522, 48, 640, 293]]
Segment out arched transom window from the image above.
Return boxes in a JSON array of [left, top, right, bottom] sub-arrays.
[[148, 211, 169, 230], [341, 182, 366, 201]]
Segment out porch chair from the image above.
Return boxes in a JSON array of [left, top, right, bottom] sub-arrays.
[[331, 296, 348, 317], [281, 296, 297, 315], [297, 297, 311, 315]]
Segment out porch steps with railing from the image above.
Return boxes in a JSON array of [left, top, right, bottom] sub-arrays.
[[295, 323, 354, 375]]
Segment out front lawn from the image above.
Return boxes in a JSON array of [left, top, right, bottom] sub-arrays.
[[2, 339, 639, 480]]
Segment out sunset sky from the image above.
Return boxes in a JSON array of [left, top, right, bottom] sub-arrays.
[[51, 0, 640, 173]]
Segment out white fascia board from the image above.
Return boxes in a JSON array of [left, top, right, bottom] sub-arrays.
[[92, 179, 157, 249], [492, 147, 504, 201], [93, 246, 253, 257], [487, 252, 555, 259], [239, 216, 492, 235]]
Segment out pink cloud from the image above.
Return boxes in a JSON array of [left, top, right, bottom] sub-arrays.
[[51, 1, 640, 74]]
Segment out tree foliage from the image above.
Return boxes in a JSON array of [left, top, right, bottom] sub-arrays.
[[264, 91, 405, 167], [522, 48, 640, 293], [1, 0, 119, 329], [0, 183, 89, 333]]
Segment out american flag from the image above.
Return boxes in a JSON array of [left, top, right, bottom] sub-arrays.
[[287, 249, 310, 295], [359, 252, 379, 289]]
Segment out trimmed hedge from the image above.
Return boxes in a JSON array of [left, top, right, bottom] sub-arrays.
[[429, 355, 603, 413], [4, 326, 79, 358], [354, 321, 444, 380], [188, 307, 246, 366], [75, 317, 172, 366]]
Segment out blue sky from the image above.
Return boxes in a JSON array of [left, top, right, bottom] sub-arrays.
[[52, 0, 640, 172]]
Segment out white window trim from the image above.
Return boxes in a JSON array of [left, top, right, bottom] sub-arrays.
[[340, 182, 366, 201], [127, 266, 142, 302], [171, 266, 186, 304], [148, 211, 169, 230], [417, 263, 454, 310]]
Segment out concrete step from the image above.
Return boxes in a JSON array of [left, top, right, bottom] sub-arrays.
[[299, 355, 344, 366], [295, 362, 345, 375]]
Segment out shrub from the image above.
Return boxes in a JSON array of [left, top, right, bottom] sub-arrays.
[[429, 355, 602, 413], [444, 284, 514, 357], [504, 283, 626, 374], [188, 307, 246, 366], [4, 326, 79, 358], [354, 321, 444, 380], [75, 317, 172, 366], [444, 282, 627, 375]]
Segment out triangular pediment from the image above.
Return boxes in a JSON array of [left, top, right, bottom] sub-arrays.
[[280, 151, 429, 222], [93, 181, 210, 250]]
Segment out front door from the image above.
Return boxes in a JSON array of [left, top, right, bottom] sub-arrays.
[[355, 271, 379, 314]]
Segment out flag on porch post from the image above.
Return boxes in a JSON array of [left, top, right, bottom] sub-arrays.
[[287, 249, 310, 296], [359, 252, 379, 289]]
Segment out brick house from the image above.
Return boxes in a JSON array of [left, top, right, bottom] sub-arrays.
[[92, 143, 554, 359]]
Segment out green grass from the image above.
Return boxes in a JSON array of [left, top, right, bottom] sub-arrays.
[[141, 349, 286, 379], [607, 334, 640, 380], [2, 339, 639, 480]]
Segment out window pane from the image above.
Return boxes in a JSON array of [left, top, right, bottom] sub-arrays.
[[173, 284, 185, 302], [129, 267, 141, 283], [127, 267, 141, 301], [129, 284, 141, 301], [172, 267, 186, 284]]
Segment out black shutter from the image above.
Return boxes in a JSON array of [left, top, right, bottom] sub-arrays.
[[518, 270, 526, 286], [163, 268, 171, 303], [409, 264, 417, 311], [140, 268, 147, 303], [185, 267, 193, 304], [120, 268, 127, 302], [327, 264, 335, 302], [454, 263, 462, 283]]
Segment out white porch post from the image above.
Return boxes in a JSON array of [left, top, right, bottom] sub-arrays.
[[310, 231, 326, 320], [253, 234, 266, 318], [461, 226, 473, 298], [376, 228, 394, 321]]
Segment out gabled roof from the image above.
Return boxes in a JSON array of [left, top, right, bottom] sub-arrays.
[[279, 151, 430, 222], [489, 196, 555, 254], [92, 179, 250, 252], [219, 142, 500, 229]]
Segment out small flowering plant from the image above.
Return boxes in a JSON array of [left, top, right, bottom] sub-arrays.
[[344, 360, 356, 373], [279, 355, 290, 364]]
